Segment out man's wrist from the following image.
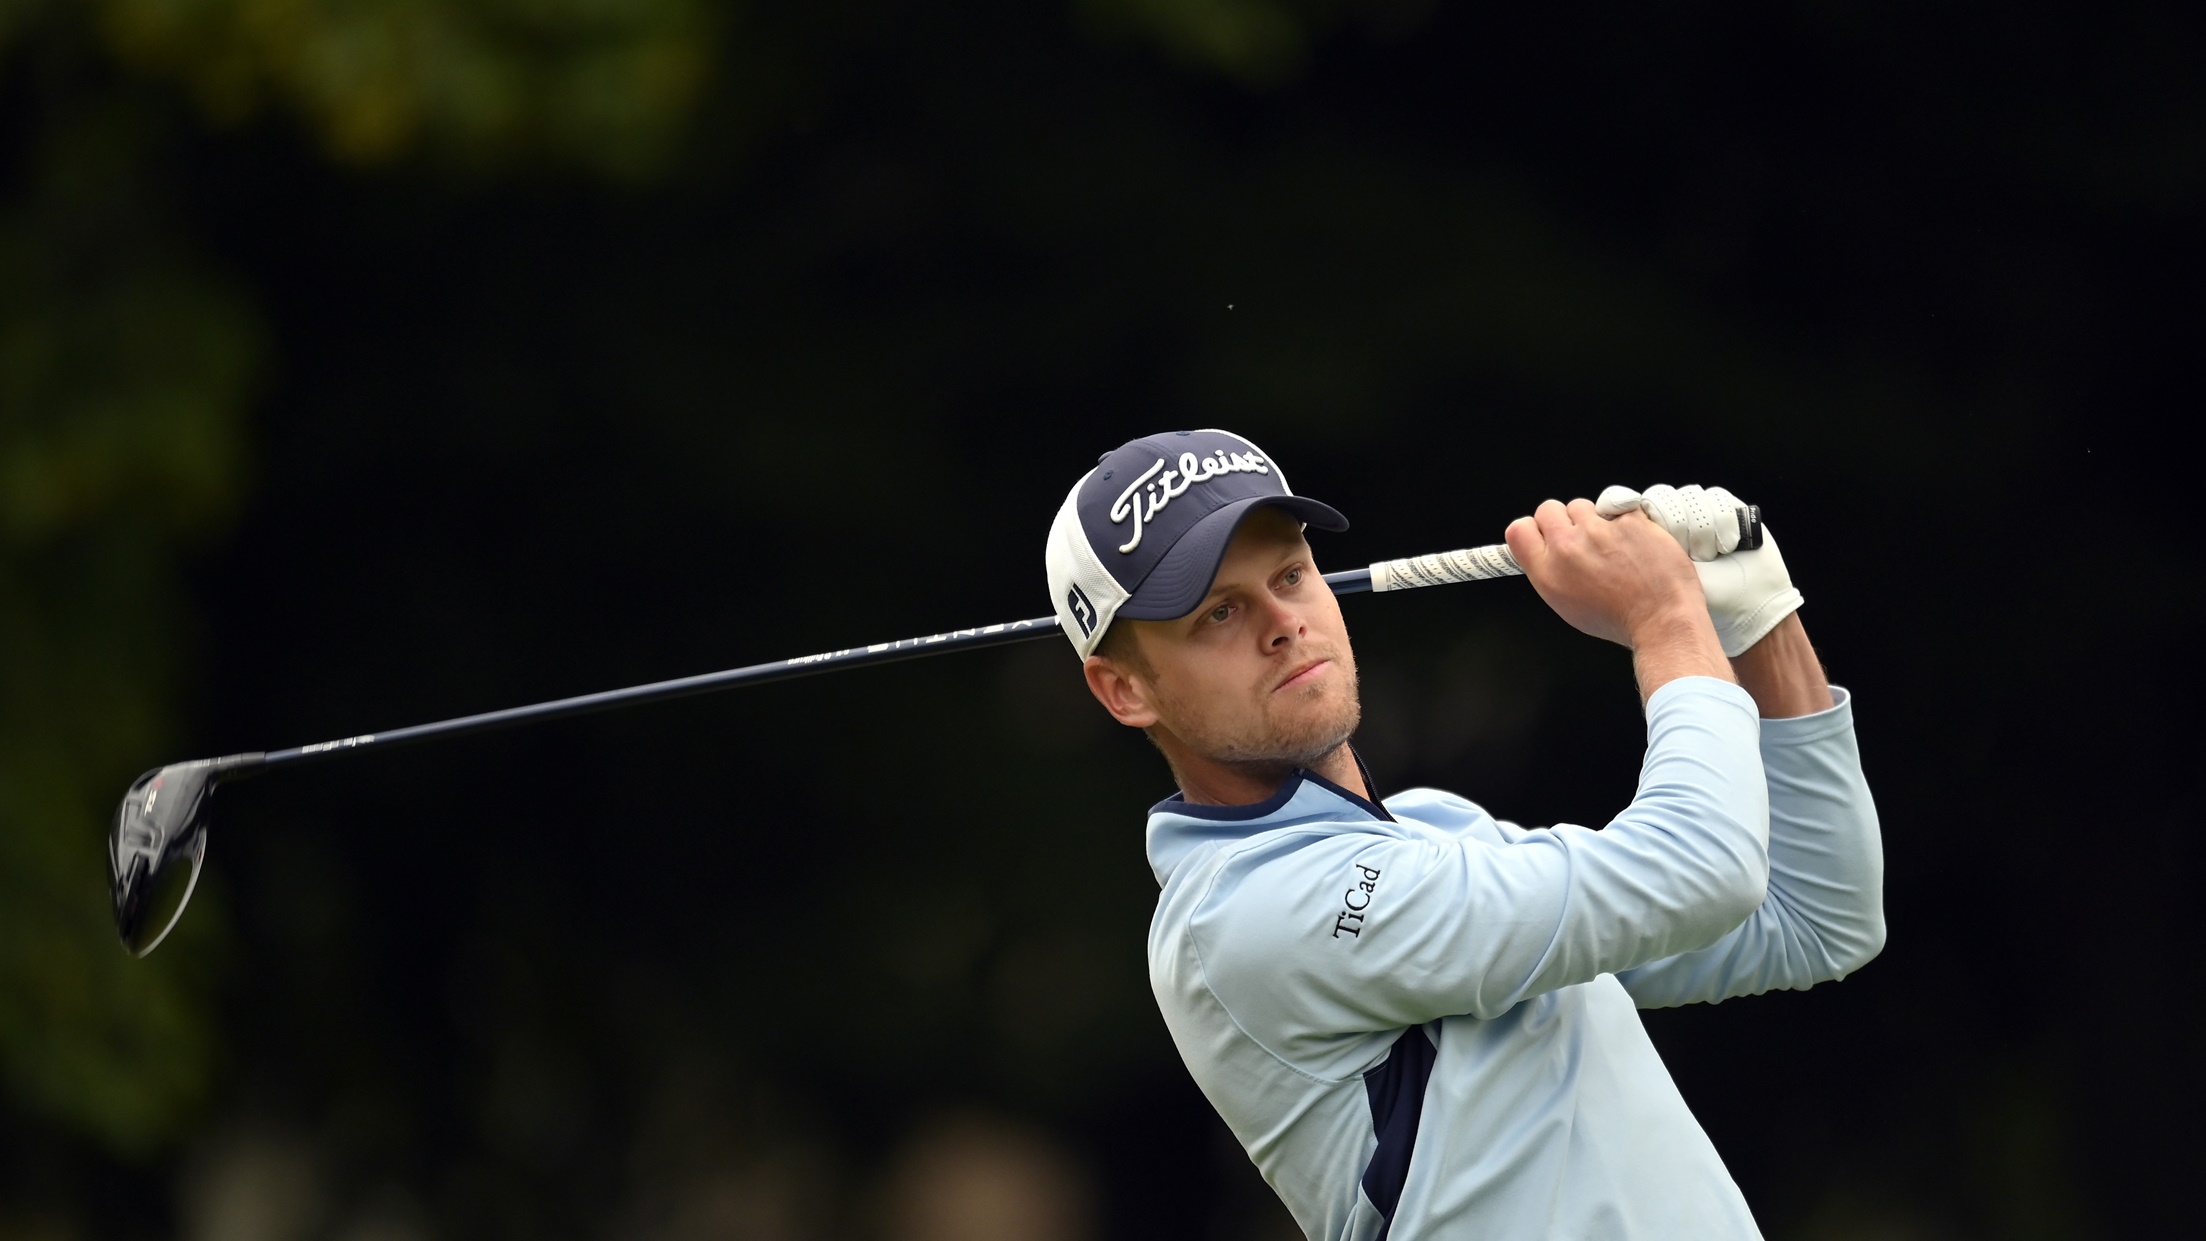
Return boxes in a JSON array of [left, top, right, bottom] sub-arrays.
[[1623, 592, 1715, 650], [1629, 606, 1736, 702], [1728, 613, 1834, 718]]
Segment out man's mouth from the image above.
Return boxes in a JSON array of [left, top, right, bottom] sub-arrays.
[[1274, 659, 1330, 692]]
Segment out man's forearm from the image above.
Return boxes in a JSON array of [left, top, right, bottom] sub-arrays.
[[1631, 608, 1737, 703], [1729, 613, 1833, 718]]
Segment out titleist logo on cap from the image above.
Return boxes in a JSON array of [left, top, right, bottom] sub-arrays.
[[1110, 449, 1273, 553]]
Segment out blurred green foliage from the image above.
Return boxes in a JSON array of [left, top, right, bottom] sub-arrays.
[[1081, 0, 1351, 84], [94, 0, 720, 172], [1, 0, 725, 1158], [0, 104, 252, 1151]]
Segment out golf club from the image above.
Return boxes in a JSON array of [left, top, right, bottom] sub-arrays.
[[109, 513, 1761, 957]]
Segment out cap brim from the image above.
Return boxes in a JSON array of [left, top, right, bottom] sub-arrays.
[[1116, 495, 1350, 621]]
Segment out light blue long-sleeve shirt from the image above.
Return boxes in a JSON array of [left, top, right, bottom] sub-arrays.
[[1145, 677, 1884, 1240]]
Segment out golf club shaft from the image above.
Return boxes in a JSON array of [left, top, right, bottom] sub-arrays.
[[250, 542, 1525, 769]]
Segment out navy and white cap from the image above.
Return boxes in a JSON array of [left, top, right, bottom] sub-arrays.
[[1045, 429, 1349, 657]]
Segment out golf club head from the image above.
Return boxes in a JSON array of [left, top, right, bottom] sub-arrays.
[[109, 753, 263, 957]]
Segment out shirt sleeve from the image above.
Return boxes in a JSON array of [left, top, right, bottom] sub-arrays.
[[1615, 687, 1885, 1008], [1192, 677, 1771, 1052]]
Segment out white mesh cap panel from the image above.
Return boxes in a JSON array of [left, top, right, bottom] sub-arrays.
[[1044, 471, 1133, 657]]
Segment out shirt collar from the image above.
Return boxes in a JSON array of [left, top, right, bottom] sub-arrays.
[[1144, 748, 1393, 885]]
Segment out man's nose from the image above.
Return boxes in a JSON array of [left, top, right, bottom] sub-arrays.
[[1259, 596, 1306, 648]]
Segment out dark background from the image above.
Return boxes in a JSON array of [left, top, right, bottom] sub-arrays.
[[2, 2, 2196, 1238]]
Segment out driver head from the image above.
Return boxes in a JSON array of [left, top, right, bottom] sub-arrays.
[[109, 753, 261, 957]]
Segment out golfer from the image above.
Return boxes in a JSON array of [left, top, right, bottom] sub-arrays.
[[1044, 429, 1882, 1239]]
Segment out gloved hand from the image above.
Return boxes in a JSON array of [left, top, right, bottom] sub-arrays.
[[1595, 483, 1802, 657]]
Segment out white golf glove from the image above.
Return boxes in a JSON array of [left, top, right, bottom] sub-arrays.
[[1595, 483, 1802, 657]]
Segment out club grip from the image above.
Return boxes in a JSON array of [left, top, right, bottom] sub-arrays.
[[1368, 545, 1523, 591], [1363, 504, 1765, 594]]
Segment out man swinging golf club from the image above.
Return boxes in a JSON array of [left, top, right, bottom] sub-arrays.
[[1046, 429, 1883, 1239]]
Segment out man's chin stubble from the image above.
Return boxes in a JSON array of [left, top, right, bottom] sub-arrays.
[[1214, 690, 1363, 774]]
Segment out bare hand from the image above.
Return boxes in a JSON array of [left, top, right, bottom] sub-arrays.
[[1504, 500, 1708, 648], [1506, 499, 1735, 699], [1508, 500, 1729, 705]]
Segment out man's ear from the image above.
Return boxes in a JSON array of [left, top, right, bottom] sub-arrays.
[[1084, 653, 1160, 728]]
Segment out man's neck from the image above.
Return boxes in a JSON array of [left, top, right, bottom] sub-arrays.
[[1171, 742, 1370, 808]]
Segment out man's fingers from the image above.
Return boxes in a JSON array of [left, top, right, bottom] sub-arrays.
[[1702, 485, 1746, 555], [1505, 509, 1553, 571], [1531, 497, 1571, 533], [1514, 496, 1671, 575], [1595, 486, 1643, 519], [1625, 483, 1739, 561], [1532, 498, 1608, 535]]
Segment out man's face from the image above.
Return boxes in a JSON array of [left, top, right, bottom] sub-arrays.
[[1101, 507, 1362, 772]]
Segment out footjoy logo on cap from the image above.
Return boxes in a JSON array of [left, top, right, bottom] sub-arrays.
[[1042, 429, 1348, 658], [1109, 449, 1273, 552], [1066, 583, 1098, 637]]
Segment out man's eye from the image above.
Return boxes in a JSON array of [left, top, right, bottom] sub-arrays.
[[1208, 603, 1232, 623], [1283, 567, 1303, 586]]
